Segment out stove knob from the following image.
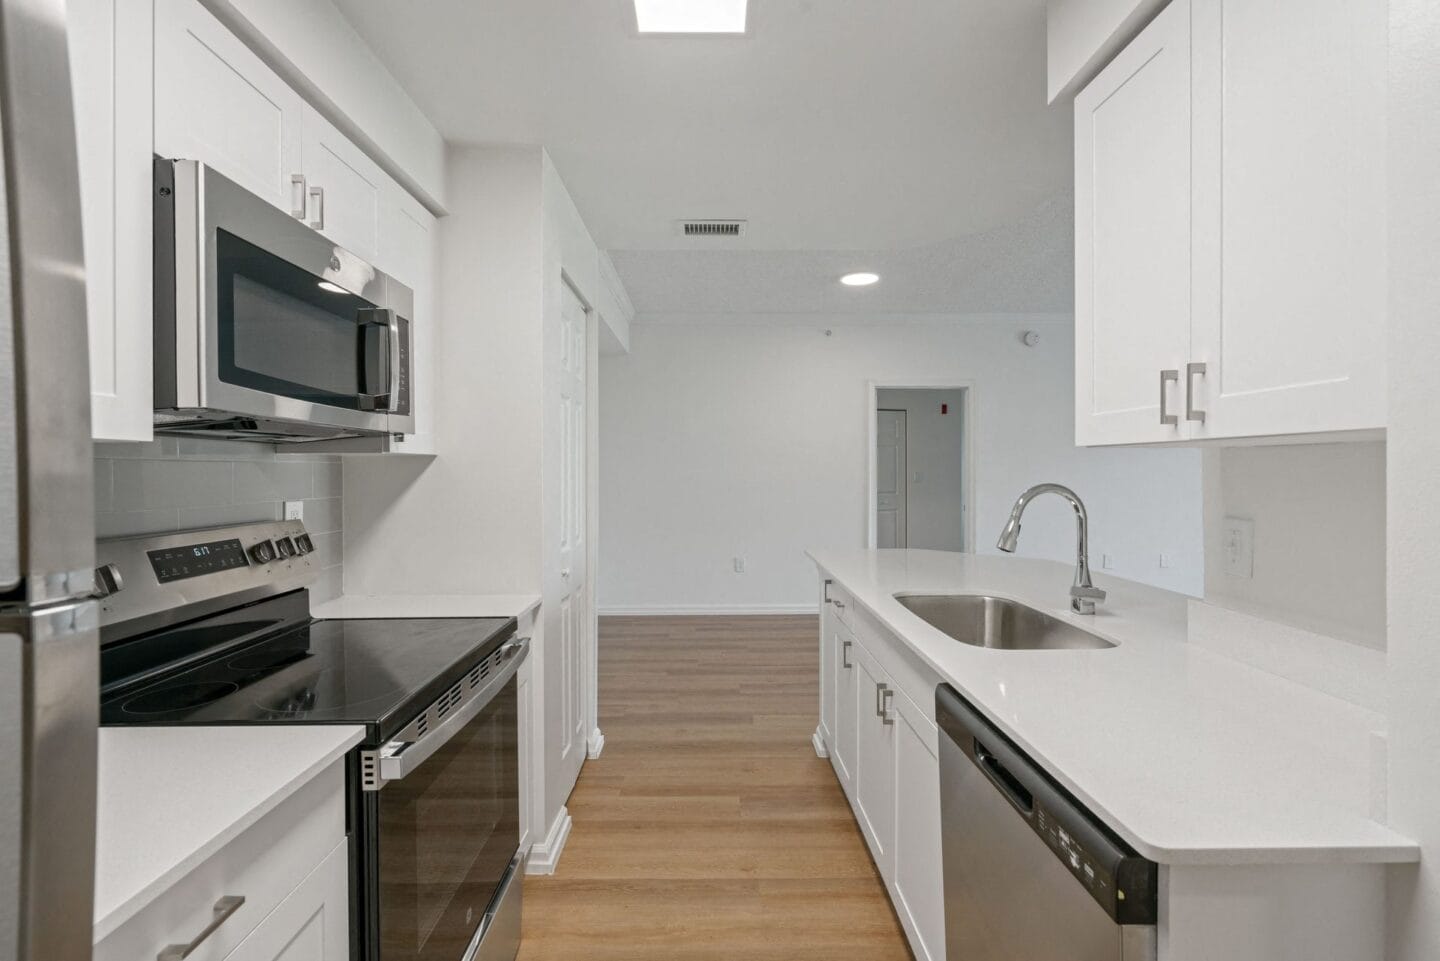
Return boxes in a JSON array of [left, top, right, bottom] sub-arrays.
[[249, 540, 276, 564], [90, 562, 124, 599], [294, 533, 314, 556], [275, 537, 296, 559]]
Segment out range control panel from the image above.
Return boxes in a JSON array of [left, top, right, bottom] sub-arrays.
[[98, 520, 320, 643]]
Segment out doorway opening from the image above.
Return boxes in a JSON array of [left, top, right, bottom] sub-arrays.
[[867, 384, 973, 552]]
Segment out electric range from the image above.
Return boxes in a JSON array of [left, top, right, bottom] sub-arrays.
[[96, 520, 527, 961]]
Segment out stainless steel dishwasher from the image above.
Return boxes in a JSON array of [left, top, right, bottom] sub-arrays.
[[936, 684, 1158, 961]]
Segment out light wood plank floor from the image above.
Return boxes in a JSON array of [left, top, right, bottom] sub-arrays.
[[516, 614, 913, 961]]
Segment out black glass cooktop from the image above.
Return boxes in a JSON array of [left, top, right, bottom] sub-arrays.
[[100, 606, 515, 744]]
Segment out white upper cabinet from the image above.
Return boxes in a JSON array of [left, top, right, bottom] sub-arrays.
[[154, 0, 304, 215], [1187, 0, 1386, 439], [70, 0, 154, 441], [1075, 0, 1387, 445], [1074, 0, 1193, 446], [301, 105, 385, 263]]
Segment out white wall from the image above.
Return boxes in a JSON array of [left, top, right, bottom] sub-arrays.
[[1202, 443, 1386, 649], [1385, 0, 1440, 956], [876, 388, 968, 552], [201, 0, 448, 210], [599, 317, 1203, 613]]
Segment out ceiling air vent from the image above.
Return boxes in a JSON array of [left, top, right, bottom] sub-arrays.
[[677, 219, 747, 238]]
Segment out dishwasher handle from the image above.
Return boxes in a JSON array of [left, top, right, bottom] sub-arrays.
[[974, 739, 1034, 815]]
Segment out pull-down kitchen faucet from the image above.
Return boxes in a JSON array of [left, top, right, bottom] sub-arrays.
[[996, 483, 1106, 614]]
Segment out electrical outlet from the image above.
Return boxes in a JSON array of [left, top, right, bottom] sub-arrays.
[[1223, 516, 1255, 578], [1101, 553, 1115, 570], [284, 501, 304, 521], [733, 557, 746, 574], [1158, 552, 1174, 569]]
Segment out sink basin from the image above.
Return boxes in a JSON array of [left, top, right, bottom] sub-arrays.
[[893, 594, 1116, 651]]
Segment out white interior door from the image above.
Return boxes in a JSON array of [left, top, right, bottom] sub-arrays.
[[876, 410, 907, 548], [557, 284, 588, 788]]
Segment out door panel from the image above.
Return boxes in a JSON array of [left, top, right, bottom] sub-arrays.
[[893, 693, 945, 961], [226, 841, 349, 961], [1074, 0, 1193, 445], [876, 410, 907, 548], [555, 284, 589, 794], [831, 624, 857, 798], [302, 105, 384, 262], [854, 643, 896, 879], [1189, 0, 1386, 438], [154, 0, 303, 213]]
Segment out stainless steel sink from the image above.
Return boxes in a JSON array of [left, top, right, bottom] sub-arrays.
[[893, 594, 1116, 651]]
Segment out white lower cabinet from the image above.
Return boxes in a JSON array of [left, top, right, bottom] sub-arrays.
[[94, 761, 349, 961], [829, 617, 858, 800], [854, 643, 897, 877], [819, 581, 945, 961], [226, 841, 349, 961]]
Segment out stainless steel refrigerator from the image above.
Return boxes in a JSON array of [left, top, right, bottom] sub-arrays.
[[0, 0, 99, 959]]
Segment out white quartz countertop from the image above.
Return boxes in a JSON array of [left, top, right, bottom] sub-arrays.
[[311, 593, 541, 620], [94, 725, 364, 941], [810, 548, 1418, 866]]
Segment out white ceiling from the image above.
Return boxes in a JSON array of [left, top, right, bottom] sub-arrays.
[[333, 0, 1073, 255]]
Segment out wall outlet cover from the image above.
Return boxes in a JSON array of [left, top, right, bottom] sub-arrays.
[[284, 500, 304, 521], [733, 557, 746, 574], [1222, 516, 1255, 578]]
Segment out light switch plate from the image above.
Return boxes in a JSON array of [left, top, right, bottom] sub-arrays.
[[733, 556, 746, 574], [1222, 516, 1254, 578], [284, 500, 304, 521]]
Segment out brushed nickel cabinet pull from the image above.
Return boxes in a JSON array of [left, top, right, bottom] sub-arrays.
[[1159, 369, 1179, 426], [1186, 362, 1207, 423], [157, 895, 245, 961]]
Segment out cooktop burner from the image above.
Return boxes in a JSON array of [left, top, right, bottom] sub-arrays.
[[122, 681, 240, 715], [100, 599, 516, 743]]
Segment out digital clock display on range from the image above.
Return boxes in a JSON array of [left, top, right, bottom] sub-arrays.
[[146, 538, 249, 583]]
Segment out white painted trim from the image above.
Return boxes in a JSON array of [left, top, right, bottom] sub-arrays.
[[811, 727, 829, 759], [598, 604, 820, 616], [865, 380, 978, 552], [526, 805, 572, 876], [586, 728, 606, 760]]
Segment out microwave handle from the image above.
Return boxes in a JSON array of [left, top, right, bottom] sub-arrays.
[[355, 308, 395, 411]]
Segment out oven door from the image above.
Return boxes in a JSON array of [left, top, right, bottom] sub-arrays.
[[372, 639, 527, 961], [158, 159, 413, 434]]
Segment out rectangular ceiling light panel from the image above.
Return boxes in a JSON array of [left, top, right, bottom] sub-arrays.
[[634, 0, 748, 34]]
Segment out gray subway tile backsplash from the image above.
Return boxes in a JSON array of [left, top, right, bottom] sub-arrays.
[[93, 439, 344, 602]]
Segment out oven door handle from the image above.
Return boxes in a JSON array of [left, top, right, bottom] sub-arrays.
[[377, 636, 529, 783]]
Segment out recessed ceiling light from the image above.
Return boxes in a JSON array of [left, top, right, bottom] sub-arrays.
[[317, 281, 348, 294], [840, 272, 880, 287], [634, 0, 748, 34]]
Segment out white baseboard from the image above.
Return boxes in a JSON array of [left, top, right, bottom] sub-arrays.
[[586, 727, 606, 759], [597, 603, 819, 616], [811, 726, 829, 759], [526, 806, 572, 876]]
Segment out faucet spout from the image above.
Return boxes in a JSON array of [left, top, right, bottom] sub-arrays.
[[995, 483, 1106, 615]]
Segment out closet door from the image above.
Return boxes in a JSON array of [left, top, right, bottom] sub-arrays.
[[1187, 0, 1386, 439], [1074, 0, 1194, 447]]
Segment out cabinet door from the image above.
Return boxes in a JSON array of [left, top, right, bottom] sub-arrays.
[[70, 0, 153, 440], [818, 584, 836, 751], [892, 691, 945, 961], [226, 841, 349, 961], [854, 643, 896, 879], [1188, 0, 1386, 438], [380, 184, 438, 455], [1074, 0, 1193, 446], [301, 105, 385, 263], [831, 623, 858, 800], [154, 0, 304, 215]]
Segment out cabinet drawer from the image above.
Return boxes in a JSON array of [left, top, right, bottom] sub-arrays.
[[96, 761, 346, 961], [846, 601, 944, 727], [824, 580, 854, 626]]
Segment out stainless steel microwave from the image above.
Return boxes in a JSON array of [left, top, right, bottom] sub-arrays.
[[153, 158, 414, 444]]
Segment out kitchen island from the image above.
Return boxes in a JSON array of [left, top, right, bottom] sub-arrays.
[[810, 548, 1415, 961]]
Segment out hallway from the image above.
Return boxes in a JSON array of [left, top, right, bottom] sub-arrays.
[[516, 615, 913, 961]]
